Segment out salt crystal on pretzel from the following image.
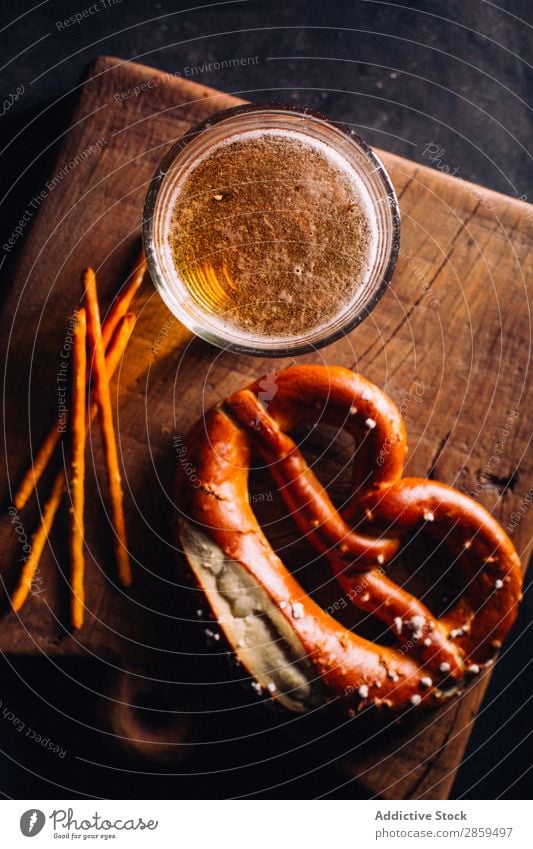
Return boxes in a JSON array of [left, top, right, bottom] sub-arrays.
[[177, 365, 522, 715]]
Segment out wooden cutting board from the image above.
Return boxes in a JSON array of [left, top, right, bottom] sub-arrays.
[[1, 55, 531, 799]]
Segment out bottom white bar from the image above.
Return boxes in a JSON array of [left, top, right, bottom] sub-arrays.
[[1, 799, 529, 847]]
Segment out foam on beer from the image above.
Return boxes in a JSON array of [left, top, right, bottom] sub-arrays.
[[163, 128, 379, 344]]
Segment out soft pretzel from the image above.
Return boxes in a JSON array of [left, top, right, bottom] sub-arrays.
[[177, 365, 522, 715]]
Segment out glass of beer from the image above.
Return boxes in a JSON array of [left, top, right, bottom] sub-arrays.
[[143, 103, 400, 356]]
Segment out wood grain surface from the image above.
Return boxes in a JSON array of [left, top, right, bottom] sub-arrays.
[[0, 55, 531, 799]]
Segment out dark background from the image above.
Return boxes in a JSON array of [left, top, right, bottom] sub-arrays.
[[0, 0, 531, 799]]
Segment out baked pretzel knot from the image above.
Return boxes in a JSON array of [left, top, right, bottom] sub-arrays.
[[178, 365, 522, 714]]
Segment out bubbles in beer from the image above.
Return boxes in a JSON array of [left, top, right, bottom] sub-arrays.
[[167, 129, 377, 342]]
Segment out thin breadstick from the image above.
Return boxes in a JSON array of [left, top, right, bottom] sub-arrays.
[[10, 470, 66, 612], [12, 249, 145, 512], [69, 308, 87, 630], [93, 312, 137, 408], [84, 268, 132, 587], [13, 420, 62, 512], [10, 313, 137, 613], [102, 247, 146, 349]]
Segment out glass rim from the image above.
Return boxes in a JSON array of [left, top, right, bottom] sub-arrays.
[[143, 102, 401, 358]]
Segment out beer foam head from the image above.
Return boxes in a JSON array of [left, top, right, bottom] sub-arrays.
[[160, 127, 381, 345]]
